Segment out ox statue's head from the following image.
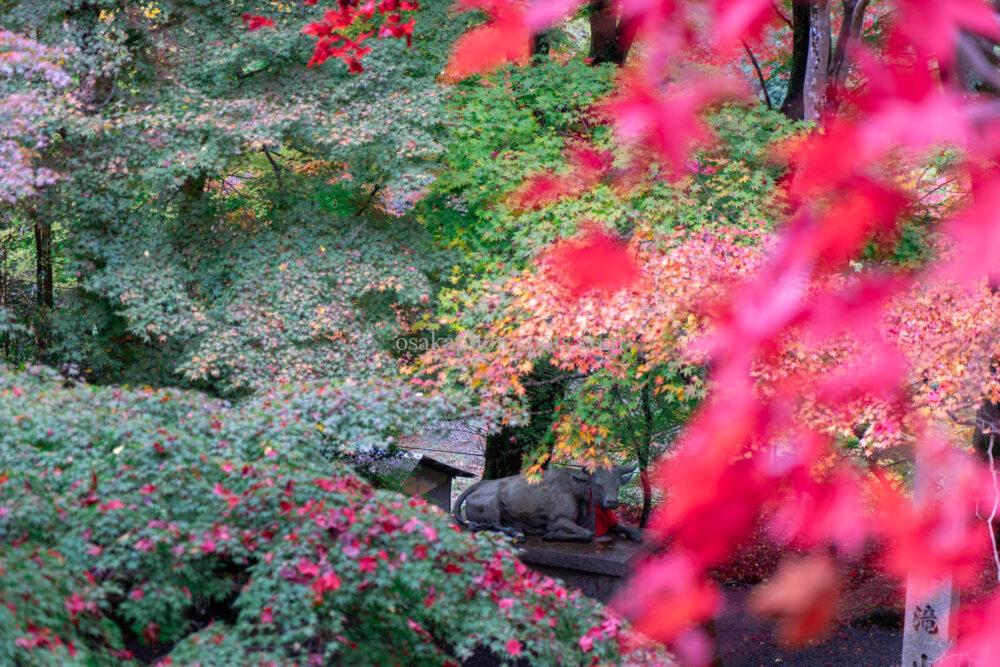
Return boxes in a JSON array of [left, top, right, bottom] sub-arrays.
[[572, 464, 638, 509]]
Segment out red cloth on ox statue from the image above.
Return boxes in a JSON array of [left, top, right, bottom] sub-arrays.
[[594, 505, 618, 537]]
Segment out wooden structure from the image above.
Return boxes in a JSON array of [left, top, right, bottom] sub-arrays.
[[400, 456, 474, 511]]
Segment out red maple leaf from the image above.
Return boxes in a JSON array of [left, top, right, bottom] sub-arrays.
[[712, 0, 777, 49], [892, 0, 1000, 63], [615, 553, 720, 642], [601, 73, 745, 177], [443, 0, 530, 82], [940, 170, 1000, 286], [311, 570, 342, 597], [242, 14, 275, 31], [946, 594, 1000, 665], [749, 555, 841, 646], [543, 226, 640, 297]]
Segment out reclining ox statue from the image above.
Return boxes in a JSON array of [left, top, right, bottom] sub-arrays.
[[452, 464, 642, 542]]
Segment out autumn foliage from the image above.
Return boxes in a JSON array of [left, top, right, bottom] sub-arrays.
[[0, 370, 629, 665], [428, 0, 1000, 663], [7, 0, 1000, 664]]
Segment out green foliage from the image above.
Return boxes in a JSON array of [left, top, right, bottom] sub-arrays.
[[59, 185, 450, 393], [525, 361, 701, 474], [0, 0, 468, 388], [422, 64, 800, 330], [0, 366, 620, 665], [422, 59, 617, 275]]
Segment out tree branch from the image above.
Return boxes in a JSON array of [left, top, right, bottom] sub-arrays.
[[987, 433, 1000, 582], [742, 40, 773, 109], [355, 184, 381, 215], [262, 148, 284, 191]]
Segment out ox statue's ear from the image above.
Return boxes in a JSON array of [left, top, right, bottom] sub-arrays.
[[618, 463, 638, 482], [571, 470, 591, 483]]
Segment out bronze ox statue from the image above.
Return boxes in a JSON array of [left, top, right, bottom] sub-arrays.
[[452, 464, 642, 542]]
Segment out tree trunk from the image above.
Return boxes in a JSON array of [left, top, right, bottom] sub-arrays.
[[781, 0, 812, 120], [483, 360, 569, 479], [1, 238, 9, 358], [484, 427, 525, 479], [704, 618, 724, 667], [803, 0, 831, 121], [973, 401, 1000, 462], [638, 382, 654, 528], [639, 468, 653, 528], [829, 0, 864, 86], [588, 0, 628, 65], [177, 172, 208, 225], [33, 213, 53, 352], [531, 30, 553, 60]]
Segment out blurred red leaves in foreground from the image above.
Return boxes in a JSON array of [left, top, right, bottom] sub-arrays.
[[286, 0, 1000, 660], [599, 72, 747, 177], [441, 0, 1000, 658], [616, 554, 720, 644], [443, 0, 530, 82], [749, 554, 841, 647], [511, 145, 613, 210], [542, 226, 640, 297]]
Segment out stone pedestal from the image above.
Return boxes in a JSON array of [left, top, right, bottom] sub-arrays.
[[517, 536, 656, 603]]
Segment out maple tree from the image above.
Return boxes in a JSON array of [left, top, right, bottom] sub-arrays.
[[421, 0, 1000, 663], [0, 0, 467, 388], [0, 31, 69, 204]]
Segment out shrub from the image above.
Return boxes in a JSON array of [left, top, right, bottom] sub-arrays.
[[0, 366, 623, 665]]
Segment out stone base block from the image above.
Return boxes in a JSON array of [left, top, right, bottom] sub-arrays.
[[516, 535, 656, 604]]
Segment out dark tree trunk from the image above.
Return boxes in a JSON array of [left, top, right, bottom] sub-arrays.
[[829, 0, 864, 86], [781, 0, 812, 120], [639, 468, 653, 528], [33, 213, 53, 351], [973, 401, 1000, 462], [34, 220, 53, 310], [0, 240, 8, 358], [177, 172, 208, 224], [588, 0, 632, 66], [704, 618, 724, 667], [483, 427, 525, 479], [638, 382, 654, 528], [531, 30, 553, 60], [483, 360, 569, 480]]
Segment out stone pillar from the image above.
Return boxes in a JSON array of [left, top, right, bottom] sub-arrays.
[[901, 458, 959, 667]]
